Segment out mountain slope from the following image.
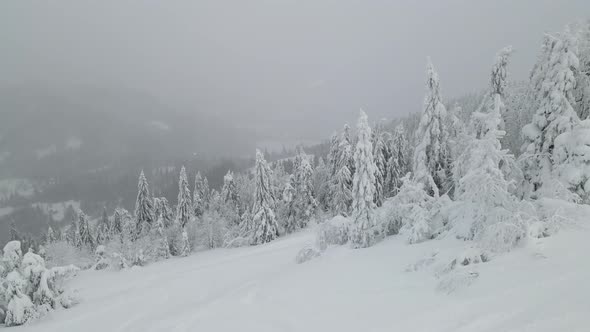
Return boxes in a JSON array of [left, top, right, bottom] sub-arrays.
[[17, 216, 590, 332]]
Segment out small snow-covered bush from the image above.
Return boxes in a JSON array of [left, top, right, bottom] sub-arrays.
[[316, 215, 351, 251], [385, 176, 448, 244], [1, 241, 79, 326], [295, 246, 321, 264]]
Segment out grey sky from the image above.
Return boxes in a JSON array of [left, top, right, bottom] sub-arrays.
[[2, 0, 588, 143]]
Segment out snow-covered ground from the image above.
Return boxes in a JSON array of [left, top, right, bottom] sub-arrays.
[[15, 218, 590, 332]]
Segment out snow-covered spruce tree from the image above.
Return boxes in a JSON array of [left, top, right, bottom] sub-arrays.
[[330, 124, 355, 216], [446, 103, 468, 164], [134, 170, 155, 237], [77, 211, 94, 250], [46, 226, 56, 245], [372, 125, 387, 206], [471, 46, 513, 139], [65, 215, 79, 247], [451, 48, 524, 251], [95, 207, 110, 245], [454, 94, 518, 242], [278, 174, 297, 233], [553, 119, 590, 202], [521, 29, 580, 197], [153, 197, 173, 227], [291, 149, 317, 231], [349, 110, 379, 248], [221, 170, 241, 227], [251, 149, 280, 245], [152, 215, 170, 260], [312, 157, 331, 212], [413, 58, 452, 197], [110, 208, 124, 238], [176, 166, 192, 228], [193, 172, 205, 217], [574, 20, 590, 120], [385, 123, 411, 196], [327, 133, 340, 177]]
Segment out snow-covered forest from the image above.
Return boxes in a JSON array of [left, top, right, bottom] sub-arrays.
[[2, 19, 590, 331]]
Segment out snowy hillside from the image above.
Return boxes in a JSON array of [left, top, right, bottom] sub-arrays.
[[16, 205, 590, 332]]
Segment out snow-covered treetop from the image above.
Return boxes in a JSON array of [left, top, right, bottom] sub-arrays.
[[490, 46, 513, 96]]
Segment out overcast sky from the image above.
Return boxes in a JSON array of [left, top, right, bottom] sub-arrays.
[[2, 0, 589, 142]]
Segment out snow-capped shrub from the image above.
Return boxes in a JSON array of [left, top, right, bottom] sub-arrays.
[[3, 241, 23, 271], [295, 246, 321, 264], [454, 247, 489, 266], [316, 215, 351, 251], [93, 245, 109, 270], [0, 241, 79, 326], [110, 253, 129, 270], [386, 175, 446, 244], [132, 249, 146, 267], [4, 271, 36, 327], [477, 215, 528, 253]]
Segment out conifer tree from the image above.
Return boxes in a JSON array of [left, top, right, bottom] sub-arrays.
[[454, 47, 518, 240], [176, 166, 192, 228], [574, 21, 590, 120], [153, 215, 170, 259], [134, 170, 155, 237], [46, 226, 56, 245], [251, 149, 279, 244], [372, 125, 387, 206], [95, 207, 110, 245], [193, 172, 205, 217], [77, 211, 94, 250], [350, 110, 378, 248], [522, 29, 580, 195], [385, 124, 411, 196], [413, 58, 452, 197], [154, 197, 173, 227], [330, 124, 354, 216], [292, 149, 317, 230]]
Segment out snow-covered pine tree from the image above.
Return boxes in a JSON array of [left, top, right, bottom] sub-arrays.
[[385, 123, 411, 196], [453, 47, 519, 243], [77, 211, 94, 250], [327, 133, 340, 177], [134, 170, 155, 237], [251, 149, 279, 244], [202, 177, 210, 210], [349, 110, 378, 248], [372, 125, 387, 206], [45, 226, 56, 245], [312, 157, 331, 212], [193, 172, 205, 217], [153, 215, 170, 260], [574, 20, 590, 120], [292, 149, 317, 231], [330, 124, 355, 216], [95, 208, 110, 245], [221, 171, 239, 207], [110, 208, 124, 238], [522, 29, 580, 196], [176, 166, 192, 228], [413, 58, 452, 197], [153, 197, 173, 227], [221, 170, 241, 227], [65, 215, 79, 247]]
